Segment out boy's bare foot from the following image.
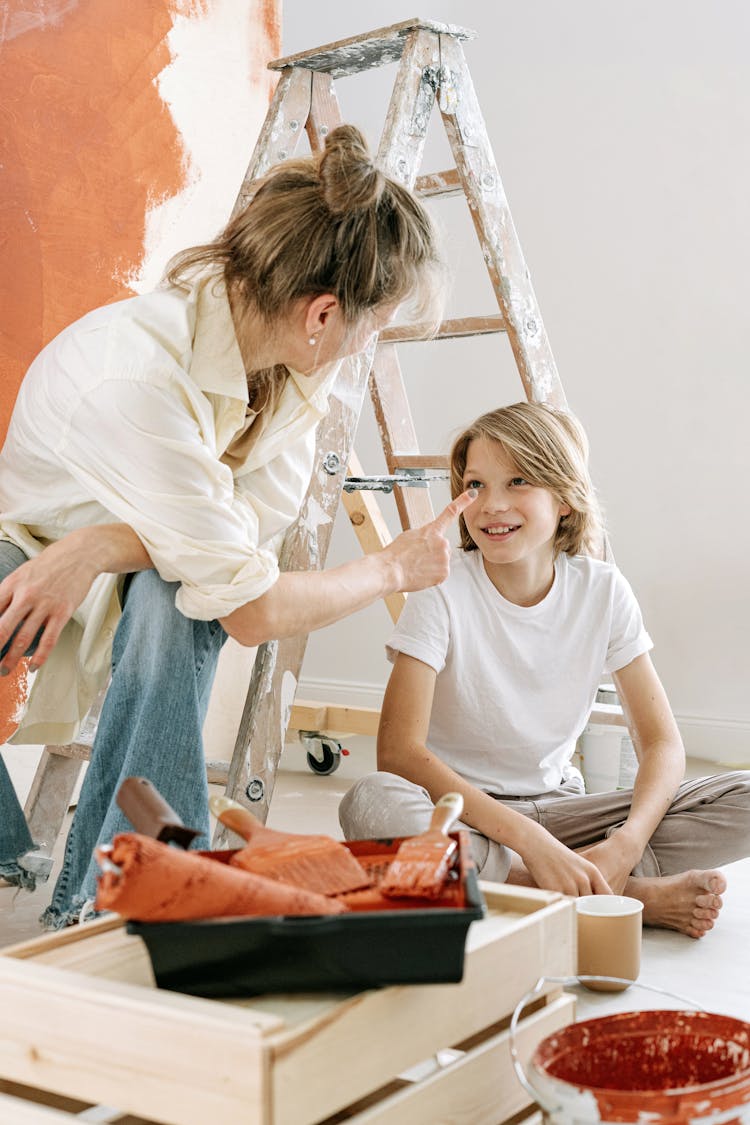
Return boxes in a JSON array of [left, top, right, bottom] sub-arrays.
[[626, 869, 726, 939]]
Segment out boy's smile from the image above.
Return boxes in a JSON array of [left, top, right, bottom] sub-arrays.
[[461, 436, 569, 604]]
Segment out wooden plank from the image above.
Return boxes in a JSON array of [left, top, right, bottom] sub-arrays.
[[415, 167, 463, 198], [0, 1091, 87, 1123], [379, 313, 504, 344], [328, 993, 575, 1123], [438, 35, 566, 408], [271, 892, 575, 1124], [268, 19, 475, 78], [0, 957, 273, 1125], [289, 701, 381, 738], [3, 914, 125, 961]]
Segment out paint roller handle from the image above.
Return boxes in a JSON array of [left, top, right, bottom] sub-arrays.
[[209, 794, 265, 842]]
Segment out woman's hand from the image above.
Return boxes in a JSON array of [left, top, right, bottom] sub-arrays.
[[518, 821, 613, 897], [380, 489, 476, 593], [0, 536, 98, 674], [0, 524, 151, 674]]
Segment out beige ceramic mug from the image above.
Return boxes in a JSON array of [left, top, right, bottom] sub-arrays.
[[576, 895, 644, 992]]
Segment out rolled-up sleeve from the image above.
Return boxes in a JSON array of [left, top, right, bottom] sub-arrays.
[[56, 376, 280, 619]]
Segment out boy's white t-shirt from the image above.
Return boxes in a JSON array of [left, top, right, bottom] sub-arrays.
[[386, 550, 652, 797]]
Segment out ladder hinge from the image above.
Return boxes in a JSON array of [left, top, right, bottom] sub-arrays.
[[422, 65, 458, 112]]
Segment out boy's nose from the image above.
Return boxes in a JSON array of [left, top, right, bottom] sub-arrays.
[[482, 489, 509, 512]]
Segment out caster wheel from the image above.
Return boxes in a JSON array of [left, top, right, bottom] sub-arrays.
[[304, 736, 342, 775]]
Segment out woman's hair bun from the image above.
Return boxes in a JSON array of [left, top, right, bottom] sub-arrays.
[[318, 124, 385, 214]]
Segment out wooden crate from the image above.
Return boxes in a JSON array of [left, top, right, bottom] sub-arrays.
[[0, 884, 575, 1125]]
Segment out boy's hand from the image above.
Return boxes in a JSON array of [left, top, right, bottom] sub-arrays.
[[579, 835, 643, 895], [520, 823, 613, 896]]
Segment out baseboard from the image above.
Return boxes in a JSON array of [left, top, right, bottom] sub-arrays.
[[674, 713, 750, 767], [297, 678, 750, 768], [297, 677, 385, 711]]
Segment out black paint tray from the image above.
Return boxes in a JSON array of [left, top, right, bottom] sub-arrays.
[[127, 832, 485, 997]]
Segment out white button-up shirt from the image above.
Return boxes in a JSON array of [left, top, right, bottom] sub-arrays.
[[0, 272, 340, 743]]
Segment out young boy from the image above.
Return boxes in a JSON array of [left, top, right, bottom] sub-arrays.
[[340, 402, 750, 937]]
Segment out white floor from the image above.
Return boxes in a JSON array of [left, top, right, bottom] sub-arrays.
[[2, 737, 749, 1024]]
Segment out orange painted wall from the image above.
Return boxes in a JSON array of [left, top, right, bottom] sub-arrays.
[[0, 0, 281, 740]]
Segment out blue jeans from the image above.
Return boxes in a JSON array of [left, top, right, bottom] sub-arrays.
[[0, 544, 39, 889], [0, 543, 227, 926]]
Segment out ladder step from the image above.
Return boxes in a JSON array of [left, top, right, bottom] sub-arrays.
[[269, 18, 475, 78], [390, 454, 450, 470], [379, 314, 505, 345], [415, 169, 463, 198]]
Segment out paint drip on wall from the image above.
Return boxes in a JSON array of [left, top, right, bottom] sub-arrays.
[[0, 0, 281, 741]]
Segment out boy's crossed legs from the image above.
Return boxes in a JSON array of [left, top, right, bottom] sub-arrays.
[[339, 770, 750, 938]]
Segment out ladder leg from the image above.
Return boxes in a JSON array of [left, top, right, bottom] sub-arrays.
[[218, 350, 375, 832], [438, 35, 566, 407], [231, 65, 312, 217], [306, 71, 342, 151], [23, 751, 84, 880], [217, 30, 446, 832], [370, 343, 437, 530], [342, 451, 405, 624], [376, 28, 440, 182]]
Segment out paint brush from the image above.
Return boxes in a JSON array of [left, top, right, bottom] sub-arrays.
[[209, 795, 371, 896], [379, 793, 464, 899]]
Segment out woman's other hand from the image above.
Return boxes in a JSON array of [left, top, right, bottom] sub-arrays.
[[0, 524, 151, 674]]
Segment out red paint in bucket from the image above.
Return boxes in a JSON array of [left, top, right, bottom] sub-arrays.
[[531, 1010, 750, 1124]]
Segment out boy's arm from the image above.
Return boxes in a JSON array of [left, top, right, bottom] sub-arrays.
[[580, 652, 685, 892], [379, 652, 611, 896]]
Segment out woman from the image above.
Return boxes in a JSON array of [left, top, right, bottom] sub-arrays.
[[0, 125, 473, 927]]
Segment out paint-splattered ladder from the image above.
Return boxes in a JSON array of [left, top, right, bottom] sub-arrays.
[[216, 15, 586, 833]]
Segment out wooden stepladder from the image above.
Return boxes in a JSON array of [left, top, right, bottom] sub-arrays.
[[217, 16, 577, 837]]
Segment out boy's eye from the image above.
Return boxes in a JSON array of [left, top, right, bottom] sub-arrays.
[[510, 477, 528, 487]]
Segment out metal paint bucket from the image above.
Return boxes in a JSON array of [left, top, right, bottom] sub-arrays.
[[512, 979, 750, 1125]]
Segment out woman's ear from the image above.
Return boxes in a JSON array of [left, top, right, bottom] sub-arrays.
[[559, 502, 572, 518], [304, 293, 340, 338]]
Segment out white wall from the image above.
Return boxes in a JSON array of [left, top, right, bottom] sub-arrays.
[[282, 1, 750, 763]]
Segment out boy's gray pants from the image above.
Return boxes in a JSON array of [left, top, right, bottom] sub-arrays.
[[338, 770, 750, 882]]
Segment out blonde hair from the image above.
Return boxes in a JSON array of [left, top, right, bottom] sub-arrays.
[[450, 402, 605, 557], [166, 125, 444, 415]]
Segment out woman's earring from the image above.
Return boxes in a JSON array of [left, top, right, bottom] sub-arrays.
[[308, 336, 317, 346]]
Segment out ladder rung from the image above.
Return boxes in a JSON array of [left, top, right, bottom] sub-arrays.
[[415, 169, 463, 198], [379, 314, 505, 345], [390, 454, 450, 470], [269, 18, 475, 78]]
